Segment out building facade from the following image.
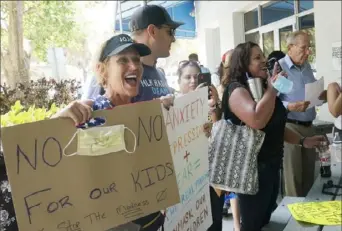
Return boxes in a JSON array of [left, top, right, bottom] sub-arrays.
[[195, 0, 341, 122]]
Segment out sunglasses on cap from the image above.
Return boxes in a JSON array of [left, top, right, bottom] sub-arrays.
[[178, 60, 200, 68]]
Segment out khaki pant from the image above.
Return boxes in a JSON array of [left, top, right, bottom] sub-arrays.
[[283, 123, 317, 197]]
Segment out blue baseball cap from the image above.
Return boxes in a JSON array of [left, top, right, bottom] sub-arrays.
[[99, 34, 151, 62]]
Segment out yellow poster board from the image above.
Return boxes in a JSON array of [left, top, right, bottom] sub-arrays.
[[288, 200, 342, 226]]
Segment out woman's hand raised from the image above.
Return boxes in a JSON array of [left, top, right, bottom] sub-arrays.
[[267, 61, 287, 93], [160, 94, 175, 110], [51, 100, 94, 126]]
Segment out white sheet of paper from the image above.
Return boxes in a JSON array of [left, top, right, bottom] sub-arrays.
[[305, 77, 324, 109]]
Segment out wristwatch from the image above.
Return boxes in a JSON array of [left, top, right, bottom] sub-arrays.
[[299, 137, 306, 146]]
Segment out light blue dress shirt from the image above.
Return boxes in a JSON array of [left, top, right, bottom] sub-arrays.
[[278, 55, 317, 122]]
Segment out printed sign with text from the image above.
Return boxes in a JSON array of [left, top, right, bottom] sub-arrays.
[[162, 88, 213, 231], [332, 41, 342, 71], [1, 100, 180, 231]]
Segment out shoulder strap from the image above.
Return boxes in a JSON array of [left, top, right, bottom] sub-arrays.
[[221, 83, 231, 120], [221, 82, 244, 125]]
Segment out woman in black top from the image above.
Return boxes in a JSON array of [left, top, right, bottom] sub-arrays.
[[221, 42, 326, 231]]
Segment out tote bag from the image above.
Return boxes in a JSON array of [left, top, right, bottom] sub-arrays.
[[208, 83, 265, 195]]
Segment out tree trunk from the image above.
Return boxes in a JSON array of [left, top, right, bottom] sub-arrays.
[[6, 0, 29, 88]]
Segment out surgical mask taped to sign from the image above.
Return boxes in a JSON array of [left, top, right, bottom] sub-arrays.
[[63, 125, 137, 156]]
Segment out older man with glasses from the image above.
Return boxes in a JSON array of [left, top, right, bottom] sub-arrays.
[[278, 31, 327, 197]]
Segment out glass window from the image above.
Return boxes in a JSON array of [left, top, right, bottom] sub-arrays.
[[245, 32, 260, 45], [299, 13, 314, 29], [263, 31, 275, 58], [299, 14, 316, 68], [262, 1, 295, 25], [279, 25, 293, 53], [244, 8, 258, 31], [299, 0, 313, 13]]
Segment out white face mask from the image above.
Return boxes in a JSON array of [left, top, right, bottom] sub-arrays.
[[63, 125, 137, 157]]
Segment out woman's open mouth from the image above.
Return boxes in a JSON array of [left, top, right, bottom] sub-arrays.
[[261, 66, 269, 74], [125, 75, 138, 87]]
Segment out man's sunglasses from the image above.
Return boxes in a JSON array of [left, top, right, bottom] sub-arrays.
[[157, 26, 176, 37]]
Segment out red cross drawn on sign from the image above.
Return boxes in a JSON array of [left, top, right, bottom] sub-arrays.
[[184, 151, 190, 162]]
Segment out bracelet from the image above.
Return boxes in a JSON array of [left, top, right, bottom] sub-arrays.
[[299, 137, 306, 146]]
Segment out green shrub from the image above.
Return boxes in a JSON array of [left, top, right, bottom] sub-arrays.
[[0, 77, 81, 114], [1, 100, 62, 127]]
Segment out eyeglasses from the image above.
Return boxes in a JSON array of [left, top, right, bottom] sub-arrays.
[[178, 60, 200, 68], [294, 44, 313, 52], [157, 26, 176, 37]]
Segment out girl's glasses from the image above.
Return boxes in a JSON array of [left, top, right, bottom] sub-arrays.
[[178, 60, 200, 68]]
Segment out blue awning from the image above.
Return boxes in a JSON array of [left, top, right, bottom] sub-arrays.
[[115, 0, 196, 38]]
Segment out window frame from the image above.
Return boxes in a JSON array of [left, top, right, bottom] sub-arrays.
[[244, 0, 315, 58], [244, 0, 314, 37]]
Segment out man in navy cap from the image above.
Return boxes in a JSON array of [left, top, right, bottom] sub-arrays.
[[127, 6, 183, 230], [129, 4, 183, 103], [82, 4, 183, 104]]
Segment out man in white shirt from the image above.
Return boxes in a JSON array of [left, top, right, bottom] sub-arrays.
[[278, 31, 327, 197]]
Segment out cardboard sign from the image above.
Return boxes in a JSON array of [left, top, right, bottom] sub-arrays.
[[162, 88, 213, 231], [1, 100, 180, 231]]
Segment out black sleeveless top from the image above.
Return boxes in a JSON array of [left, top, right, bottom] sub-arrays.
[[222, 81, 287, 162]]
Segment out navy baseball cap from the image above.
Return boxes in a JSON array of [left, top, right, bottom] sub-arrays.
[[129, 5, 184, 32], [99, 34, 151, 62]]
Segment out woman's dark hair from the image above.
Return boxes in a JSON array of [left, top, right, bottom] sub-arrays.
[[267, 50, 285, 62], [228, 41, 259, 86], [177, 60, 201, 80]]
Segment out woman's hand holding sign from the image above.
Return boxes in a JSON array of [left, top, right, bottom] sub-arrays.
[[52, 100, 94, 126]]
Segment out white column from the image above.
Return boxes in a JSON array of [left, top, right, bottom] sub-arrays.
[[113, 1, 118, 32], [118, 1, 123, 33], [274, 28, 280, 51]]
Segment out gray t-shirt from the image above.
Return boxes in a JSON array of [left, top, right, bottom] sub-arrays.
[[132, 64, 171, 102]]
